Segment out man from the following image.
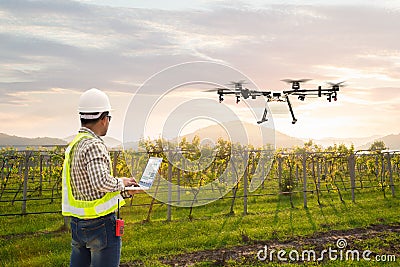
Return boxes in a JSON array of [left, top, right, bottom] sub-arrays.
[[62, 88, 138, 267]]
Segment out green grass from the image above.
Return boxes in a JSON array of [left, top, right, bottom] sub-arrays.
[[0, 188, 399, 266]]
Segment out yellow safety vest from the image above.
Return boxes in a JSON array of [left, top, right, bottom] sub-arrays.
[[62, 132, 125, 219]]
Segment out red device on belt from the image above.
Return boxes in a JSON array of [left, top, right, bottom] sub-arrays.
[[116, 218, 124, 236], [116, 200, 124, 236]]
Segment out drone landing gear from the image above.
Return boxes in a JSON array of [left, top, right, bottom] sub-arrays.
[[285, 95, 297, 124], [257, 107, 268, 124]]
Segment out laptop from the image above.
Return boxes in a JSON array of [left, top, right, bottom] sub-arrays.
[[124, 157, 163, 190]]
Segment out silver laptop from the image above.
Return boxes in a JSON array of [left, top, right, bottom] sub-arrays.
[[125, 157, 162, 190]]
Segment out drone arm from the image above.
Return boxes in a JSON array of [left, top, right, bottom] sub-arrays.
[[257, 106, 268, 124], [218, 93, 224, 103], [286, 95, 297, 124]]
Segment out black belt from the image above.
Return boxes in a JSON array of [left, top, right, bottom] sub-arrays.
[[71, 212, 115, 221]]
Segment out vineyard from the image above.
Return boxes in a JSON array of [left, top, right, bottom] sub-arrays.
[[0, 138, 399, 220]]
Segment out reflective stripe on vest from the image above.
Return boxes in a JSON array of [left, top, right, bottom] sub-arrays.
[[62, 132, 125, 219]]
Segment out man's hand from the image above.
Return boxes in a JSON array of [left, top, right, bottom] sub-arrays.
[[121, 177, 138, 187], [127, 188, 145, 195], [121, 177, 145, 195]]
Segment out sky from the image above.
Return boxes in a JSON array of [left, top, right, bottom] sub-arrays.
[[1, 0, 400, 143]]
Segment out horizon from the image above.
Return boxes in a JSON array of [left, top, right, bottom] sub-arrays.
[[0, 123, 394, 142], [1, 1, 399, 142], [1, 127, 397, 152]]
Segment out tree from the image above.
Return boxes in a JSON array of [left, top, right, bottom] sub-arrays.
[[369, 140, 386, 151]]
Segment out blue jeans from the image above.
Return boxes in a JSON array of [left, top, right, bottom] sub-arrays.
[[70, 213, 121, 267]]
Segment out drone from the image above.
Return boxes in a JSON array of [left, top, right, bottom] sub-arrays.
[[207, 79, 344, 124]]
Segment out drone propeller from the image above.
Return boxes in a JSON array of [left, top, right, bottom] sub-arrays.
[[323, 82, 344, 102], [204, 88, 239, 92], [327, 81, 346, 88], [281, 79, 312, 90], [281, 78, 312, 84], [227, 80, 247, 85]]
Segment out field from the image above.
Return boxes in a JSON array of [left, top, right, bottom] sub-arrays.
[[0, 143, 399, 266], [0, 187, 399, 266]]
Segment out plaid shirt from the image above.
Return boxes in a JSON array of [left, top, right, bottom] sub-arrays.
[[70, 127, 127, 201]]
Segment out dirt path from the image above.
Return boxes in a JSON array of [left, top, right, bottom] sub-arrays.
[[156, 224, 400, 266]]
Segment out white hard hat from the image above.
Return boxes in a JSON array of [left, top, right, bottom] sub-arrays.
[[78, 88, 112, 113]]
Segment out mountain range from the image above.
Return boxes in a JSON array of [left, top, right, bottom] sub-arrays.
[[178, 121, 400, 150], [0, 133, 121, 149], [357, 133, 400, 150], [1, 122, 399, 150], [0, 133, 67, 148]]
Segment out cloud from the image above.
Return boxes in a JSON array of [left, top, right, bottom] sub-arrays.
[[2, 2, 399, 89], [0, 0, 399, 139]]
